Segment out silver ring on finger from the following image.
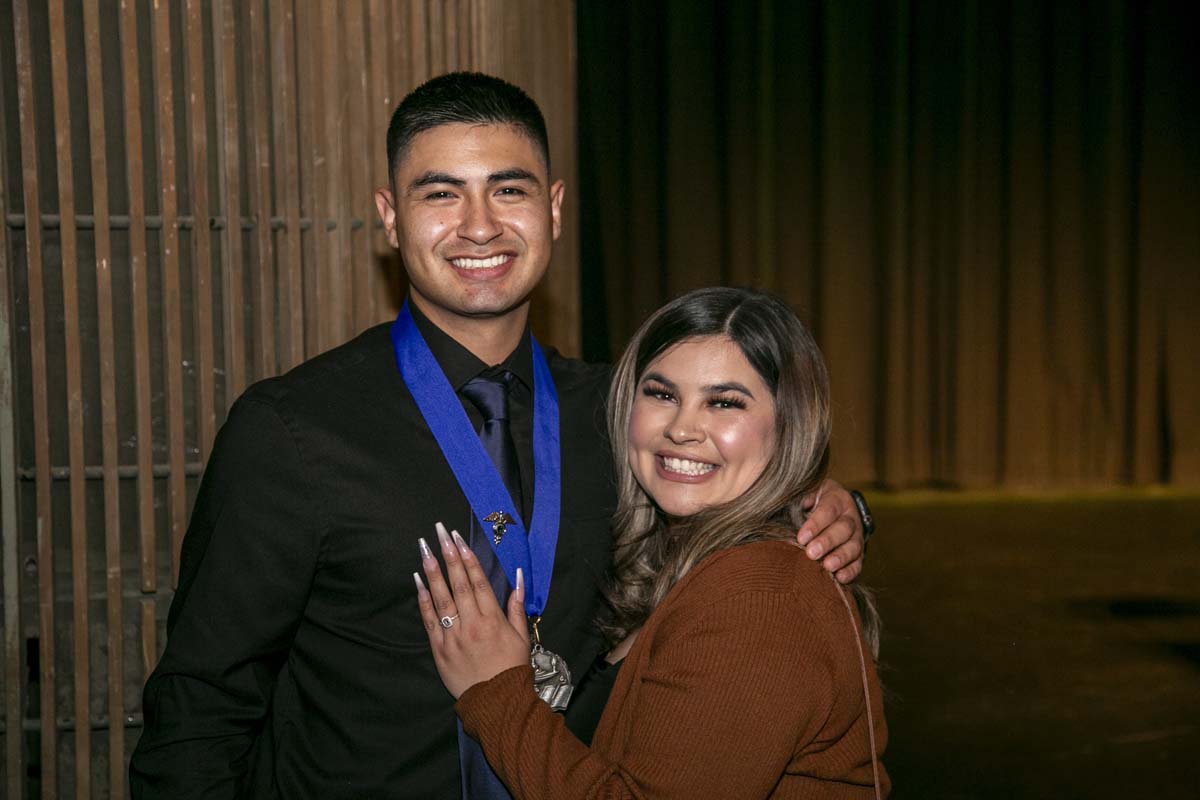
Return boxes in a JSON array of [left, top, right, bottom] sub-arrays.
[[439, 614, 459, 630]]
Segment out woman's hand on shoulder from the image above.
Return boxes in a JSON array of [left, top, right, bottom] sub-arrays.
[[414, 522, 530, 699]]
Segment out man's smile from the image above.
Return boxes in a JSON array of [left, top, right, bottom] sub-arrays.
[[450, 254, 514, 270]]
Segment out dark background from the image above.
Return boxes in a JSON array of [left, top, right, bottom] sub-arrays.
[[576, 0, 1199, 490]]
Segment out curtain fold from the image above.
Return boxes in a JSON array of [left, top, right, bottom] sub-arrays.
[[578, 0, 1199, 488]]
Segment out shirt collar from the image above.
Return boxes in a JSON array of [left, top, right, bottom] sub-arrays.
[[407, 299, 534, 391]]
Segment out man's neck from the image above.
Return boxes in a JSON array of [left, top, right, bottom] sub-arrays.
[[410, 295, 529, 366]]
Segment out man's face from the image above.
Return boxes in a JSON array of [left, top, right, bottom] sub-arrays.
[[375, 123, 564, 330]]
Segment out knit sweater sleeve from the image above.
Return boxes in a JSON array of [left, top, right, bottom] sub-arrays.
[[455, 548, 838, 799]]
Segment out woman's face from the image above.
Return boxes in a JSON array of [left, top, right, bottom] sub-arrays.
[[627, 335, 777, 517]]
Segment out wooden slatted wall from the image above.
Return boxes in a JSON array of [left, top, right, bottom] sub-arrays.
[[0, 1, 580, 796]]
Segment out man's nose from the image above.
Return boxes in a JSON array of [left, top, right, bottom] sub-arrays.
[[457, 197, 502, 244]]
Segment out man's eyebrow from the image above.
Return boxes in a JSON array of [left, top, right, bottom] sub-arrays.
[[488, 168, 540, 185], [407, 171, 466, 192]]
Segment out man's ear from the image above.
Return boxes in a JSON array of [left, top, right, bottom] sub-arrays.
[[374, 187, 400, 248], [549, 180, 565, 241]]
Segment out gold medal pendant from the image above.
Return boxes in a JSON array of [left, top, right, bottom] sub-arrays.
[[484, 511, 514, 545]]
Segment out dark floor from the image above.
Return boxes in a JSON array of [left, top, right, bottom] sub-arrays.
[[868, 491, 1200, 799]]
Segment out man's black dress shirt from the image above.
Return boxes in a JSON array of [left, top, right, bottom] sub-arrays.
[[130, 305, 616, 799]]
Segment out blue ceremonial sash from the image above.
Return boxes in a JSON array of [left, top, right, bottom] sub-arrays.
[[390, 301, 561, 616]]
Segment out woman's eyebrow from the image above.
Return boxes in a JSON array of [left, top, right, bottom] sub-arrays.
[[705, 381, 755, 398], [640, 372, 676, 390]]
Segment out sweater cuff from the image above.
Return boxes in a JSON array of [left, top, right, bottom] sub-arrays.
[[456, 663, 535, 736]]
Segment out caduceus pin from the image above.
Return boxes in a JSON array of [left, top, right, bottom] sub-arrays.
[[484, 511, 515, 545]]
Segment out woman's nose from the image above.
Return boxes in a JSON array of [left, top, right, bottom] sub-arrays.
[[664, 408, 705, 444]]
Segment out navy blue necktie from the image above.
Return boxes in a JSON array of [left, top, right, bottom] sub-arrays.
[[456, 370, 521, 799], [461, 370, 524, 598]]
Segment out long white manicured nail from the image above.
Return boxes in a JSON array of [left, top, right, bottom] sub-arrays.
[[451, 530, 471, 558], [435, 521, 453, 550]]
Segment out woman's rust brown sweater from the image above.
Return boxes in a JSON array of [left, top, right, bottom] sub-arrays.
[[456, 540, 890, 799]]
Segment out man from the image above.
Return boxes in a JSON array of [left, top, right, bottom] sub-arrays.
[[130, 72, 869, 799]]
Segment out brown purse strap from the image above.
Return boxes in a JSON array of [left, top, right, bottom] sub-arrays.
[[831, 575, 883, 800]]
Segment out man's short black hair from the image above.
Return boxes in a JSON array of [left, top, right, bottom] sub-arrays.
[[385, 72, 550, 186]]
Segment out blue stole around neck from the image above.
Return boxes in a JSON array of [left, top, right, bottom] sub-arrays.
[[390, 301, 561, 617]]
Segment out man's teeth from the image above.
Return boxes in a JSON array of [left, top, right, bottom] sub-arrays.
[[662, 457, 716, 476], [451, 255, 509, 269]]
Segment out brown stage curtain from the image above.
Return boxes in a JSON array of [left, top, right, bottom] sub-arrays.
[[578, 0, 1199, 489]]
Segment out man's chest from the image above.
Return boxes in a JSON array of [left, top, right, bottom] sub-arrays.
[[292, 386, 616, 668]]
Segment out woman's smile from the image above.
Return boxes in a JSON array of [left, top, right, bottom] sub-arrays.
[[656, 453, 718, 480]]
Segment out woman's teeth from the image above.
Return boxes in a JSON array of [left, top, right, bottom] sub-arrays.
[[662, 456, 716, 476]]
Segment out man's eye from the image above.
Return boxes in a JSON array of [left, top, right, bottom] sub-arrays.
[[424, 190, 455, 200], [496, 186, 527, 197]]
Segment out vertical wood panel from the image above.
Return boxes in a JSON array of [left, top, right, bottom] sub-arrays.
[[0, 8, 26, 794], [118, 0, 157, 600], [151, 0, 188, 581], [428, 0, 446, 76], [80, 0, 126, 790], [12, 0, 58, 792], [294, 0, 322, 357], [345, 1, 373, 333], [367, 0, 392, 322], [184, 0, 217, 458], [271, 0, 304, 369], [319, 0, 347, 349], [298, 0, 331, 354], [45, 0, 92, 792], [214, 0, 247, 404], [139, 600, 156, 688], [247, 0, 277, 379], [407, 0, 431, 85]]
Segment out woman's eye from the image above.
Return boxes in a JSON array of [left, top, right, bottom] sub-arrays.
[[642, 385, 674, 402], [710, 395, 746, 410]]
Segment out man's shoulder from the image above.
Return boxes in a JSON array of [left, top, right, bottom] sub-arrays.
[[239, 323, 396, 411], [540, 345, 612, 393]]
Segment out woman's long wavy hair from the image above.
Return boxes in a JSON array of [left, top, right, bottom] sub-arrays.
[[600, 287, 880, 656]]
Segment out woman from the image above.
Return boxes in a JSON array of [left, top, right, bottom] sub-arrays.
[[415, 287, 888, 798]]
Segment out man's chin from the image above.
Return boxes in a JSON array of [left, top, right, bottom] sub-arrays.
[[409, 289, 534, 323]]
